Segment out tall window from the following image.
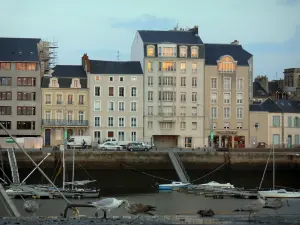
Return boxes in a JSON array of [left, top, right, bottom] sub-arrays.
[[108, 117, 114, 127], [180, 62, 186, 72], [118, 102, 124, 111], [223, 78, 231, 90], [118, 87, 124, 97], [224, 107, 230, 119], [118, 131, 125, 141], [192, 77, 197, 87], [94, 100, 100, 111], [180, 46, 187, 57], [148, 91, 153, 101], [237, 93, 243, 104], [68, 95, 73, 104], [211, 93, 217, 104], [211, 78, 217, 89], [218, 56, 236, 72], [147, 61, 153, 72], [147, 46, 154, 57], [78, 111, 84, 121], [211, 107, 217, 119], [181, 77, 186, 86], [94, 117, 100, 127], [236, 78, 244, 90], [273, 116, 280, 127], [223, 93, 231, 104], [192, 63, 197, 73], [131, 87, 137, 97], [118, 117, 125, 127], [191, 47, 198, 57], [94, 86, 100, 96], [108, 87, 114, 96], [192, 92, 197, 102], [131, 132, 137, 142], [159, 62, 176, 71], [131, 102, 137, 111], [108, 101, 115, 111], [236, 108, 243, 119], [67, 111, 73, 121], [148, 76, 153, 86], [131, 117, 137, 127]]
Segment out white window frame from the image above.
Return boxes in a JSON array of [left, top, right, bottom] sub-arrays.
[[94, 130, 101, 141], [148, 106, 153, 115], [108, 101, 115, 112], [131, 76, 137, 81], [94, 100, 101, 111], [223, 107, 231, 119], [108, 86, 115, 97], [94, 116, 101, 127], [223, 92, 231, 104], [131, 131, 137, 142], [131, 87, 137, 97], [236, 78, 244, 90], [118, 116, 125, 128], [148, 76, 153, 86], [211, 92, 218, 104], [94, 75, 100, 82], [181, 77, 186, 87], [180, 46, 187, 57], [109, 76, 114, 82], [223, 77, 231, 90], [130, 117, 137, 128], [211, 107, 217, 119], [78, 111, 84, 121], [147, 61, 153, 72], [107, 131, 115, 139], [237, 92, 244, 104], [147, 45, 155, 57], [118, 101, 125, 112], [211, 77, 217, 89], [192, 92, 197, 102], [180, 62, 186, 73], [94, 86, 101, 96], [118, 131, 125, 141], [148, 91, 153, 101], [191, 46, 199, 58], [236, 107, 243, 119], [130, 101, 137, 112], [119, 76, 124, 82], [192, 62, 197, 73], [118, 86, 125, 97], [108, 117, 114, 127], [192, 77, 197, 87]]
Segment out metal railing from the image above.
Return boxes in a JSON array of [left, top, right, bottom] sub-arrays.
[[42, 119, 88, 126], [174, 152, 190, 182]]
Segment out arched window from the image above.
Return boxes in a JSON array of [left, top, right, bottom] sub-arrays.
[[217, 55, 236, 72]]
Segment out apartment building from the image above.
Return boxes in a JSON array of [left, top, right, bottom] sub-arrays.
[[131, 26, 205, 148], [82, 54, 143, 143], [41, 65, 89, 146], [0, 37, 44, 142], [250, 98, 300, 147], [204, 41, 253, 148]]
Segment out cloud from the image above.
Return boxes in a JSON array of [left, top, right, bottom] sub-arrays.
[[277, 0, 300, 5], [110, 14, 177, 30]]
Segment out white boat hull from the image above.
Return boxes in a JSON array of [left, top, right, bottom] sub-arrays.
[[259, 190, 300, 198], [159, 182, 190, 190]]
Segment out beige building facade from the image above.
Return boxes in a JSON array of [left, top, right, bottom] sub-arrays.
[[41, 65, 89, 146], [131, 27, 206, 148], [82, 55, 144, 143], [204, 43, 253, 148]]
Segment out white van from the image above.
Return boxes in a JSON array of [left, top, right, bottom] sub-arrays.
[[67, 136, 91, 148]]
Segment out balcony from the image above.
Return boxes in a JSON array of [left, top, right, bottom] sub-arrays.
[[42, 119, 88, 126]]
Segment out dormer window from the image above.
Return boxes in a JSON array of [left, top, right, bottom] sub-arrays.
[[147, 45, 155, 57], [217, 55, 236, 73], [51, 79, 58, 87], [71, 78, 81, 88], [74, 80, 78, 88], [180, 46, 187, 57], [191, 46, 198, 58]]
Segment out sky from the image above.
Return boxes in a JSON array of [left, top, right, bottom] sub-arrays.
[[1, 0, 300, 80]]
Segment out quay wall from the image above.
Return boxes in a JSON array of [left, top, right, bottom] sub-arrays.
[[1, 150, 300, 170]]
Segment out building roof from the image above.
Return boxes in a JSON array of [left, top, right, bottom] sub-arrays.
[[250, 98, 300, 113], [89, 60, 143, 75], [41, 77, 87, 89], [0, 37, 41, 62], [51, 65, 86, 78], [268, 81, 282, 93], [204, 44, 252, 66], [253, 81, 268, 98], [138, 30, 203, 45]]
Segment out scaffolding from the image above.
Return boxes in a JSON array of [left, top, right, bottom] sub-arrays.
[[39, 38, 58, 75]]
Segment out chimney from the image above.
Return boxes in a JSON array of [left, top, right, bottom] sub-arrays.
[[193, 25, 198, 35], [231, 40, 239, 45], [81, 53, 90, 72]]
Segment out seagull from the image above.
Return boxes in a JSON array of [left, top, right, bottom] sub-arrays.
[[264, 198, 290, 214], [233, 195, 266, 221], [120, 200, 156, 216], [23, 200, 40, 216], [87, 198, 123, 219]]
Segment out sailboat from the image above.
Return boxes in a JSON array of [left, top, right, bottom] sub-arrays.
[[258, 145, 300, 198]]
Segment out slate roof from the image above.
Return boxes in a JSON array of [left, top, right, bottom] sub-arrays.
[[89, 60, 143, 75], [268, 81, 282, 93], [0, 37, 41, 62], [250, 98, 300, 113], [138, 30, 203, 45], [276, 99, 300, 113], [204, 44, 252, 66], [253, 81, 268, 97], [41, 65, 87, 88]]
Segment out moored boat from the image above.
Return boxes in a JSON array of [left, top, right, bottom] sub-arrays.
[[159, 181, 191, 190], [199, 181, 235, 189], [258, 189, 300, 198]]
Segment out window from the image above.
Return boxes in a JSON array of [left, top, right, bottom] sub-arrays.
[[56, 110, 63, 120], [147, 61, 153, 72], [289, 116, 293, 127], [273, 116, 280, 127], [17, 92, 35, 101], [51, 79, 57, 87], [148, 121, 153, 129], [119, 77, 124, 82], [107, 131, 114, 138], [223, 93, 231, 104], [159, 76, 175, 86], [0, 77, 12, 86], [224, 107, 230, 119], [147, 45, 154, 57], [131, 102, 137, 111], [118, 117, 125, 127], [17, 77, 36, 86], [78, 111, 84, 121], [67, 95, 73, 104], [17, 121, 35, 130], [148, 106, 153, 115], [118, 102, 125, 111], [223, 78, 231, 90], [17, 106, 35, 115], [237, 93, 243, 104], [131, 132, 137, 142], [236, 107, 243, 119], [180, 62, 186, 72], [192, 122, 197, 130], [218, 55, 236, 72], [118, 131, 125, 141], [131, 87, 137, 97], [45, 94, 51, 104], [95, 75, 100, 81], [131, 76, 137, 81], [118, 87, 124, 97], [192, 77, 197, 87], [191, 47, 198, 57], [108, 87, 114, 96], [0, 121, 11, 129], [0, 63, 11, 70], [236, 78, 244, 90], [16, 63, 37, 71], [94, 100, 100, 111], [160, 122, 173, 129], [73, 80, 79, 88], [180, 46, 187, 57], [162, 47, 176, 57], [0, 92, 12, 100], [237, 122, 242, 129], [148, 91, 153, 101], [180, 122, 186, 129], [272, 134, 280, 145], [185, 137, 192, 147], [108, 117, 114, 127], [67, 111, 73, 121], [159, 62, 176, 71], [211, 93, 217, 104], [158, 92, 176, 101], [211, 78, 217, 89], [94, 117, 100, 127], [78, 95, 84, 105], [56, 94, 62, 104], [224, 123, 230, 129], [94, 131, 101, 141], [180, 107, 186, 116], [109, 77, 114, 82], [192, 107, 197, 116], [294, 117, 300, 127], [192, 92, 197, 102], [181, 77, 186, 87], [295, 135, 299, 145], [180, 93, 186, 102], [131, 117, 137, 127], [45, 111, 51, 120], [212, 123, 217, 129], [0, 106, 11, 115], [95, 86, 100, 96], [192, 63, 197, 73], [148, 76, 153, 86], [108, 101, 115, 111]]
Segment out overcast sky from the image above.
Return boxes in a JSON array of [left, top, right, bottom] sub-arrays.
[[1, 0, 299, 80]]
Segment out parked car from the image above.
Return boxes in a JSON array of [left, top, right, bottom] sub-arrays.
[[98, 142, 122, 151], [127, 142, 149, 151]]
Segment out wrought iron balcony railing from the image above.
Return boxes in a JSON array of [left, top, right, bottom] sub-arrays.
[[42, 119, 88, 126]]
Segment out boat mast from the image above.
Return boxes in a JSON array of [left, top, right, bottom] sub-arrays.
[[273, 145, 275, 190]]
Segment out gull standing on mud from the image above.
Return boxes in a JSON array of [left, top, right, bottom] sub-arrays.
[[264, 198, 290, 214], [120, 200, 156, 216], [234, 195, 266, 221], [87, 198, 123, 219]]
